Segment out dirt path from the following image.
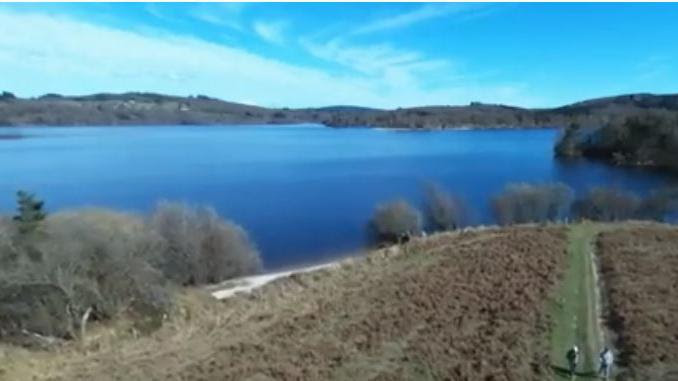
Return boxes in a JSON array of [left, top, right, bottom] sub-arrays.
[[550, 223, 605, 379], [206, 261, 340, 300]]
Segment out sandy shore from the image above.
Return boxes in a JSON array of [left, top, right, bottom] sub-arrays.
[[209, 261, 340, 299]]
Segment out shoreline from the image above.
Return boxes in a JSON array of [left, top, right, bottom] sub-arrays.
[[207, 225, 502, 300], [2, 91, 676, 131], [0, 122, 560, 131], [208, 259, 342, 300]]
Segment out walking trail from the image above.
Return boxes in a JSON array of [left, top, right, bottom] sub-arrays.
[[550, 223, 607, 380]]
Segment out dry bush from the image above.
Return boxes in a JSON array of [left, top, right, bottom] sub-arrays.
[[1, 200, 262, 344], [0, 217, 19, 283], [572, 186, 678, 222], [492, 182, 573, 225], [0, 209, 172, 337], [148, 201, 261, 286], [368, 199, 422, 244], [423, 183, 470, 231], [42, 210, 171, 321], [636, 187, 678, 221], [571, 187, 640, 221]]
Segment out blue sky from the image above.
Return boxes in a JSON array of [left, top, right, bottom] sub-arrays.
[[0, 3, 677, 108]]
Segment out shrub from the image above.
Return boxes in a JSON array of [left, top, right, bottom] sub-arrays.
[[635, 188, 675, 221], [368, 200, 422, 245], [492, 182, 574, 225], [571, 187, 640, 221], [149, 201, 261, 286], [423, 183, 470, 231], [0, 216, 20, 284], [1, 198, 263, 343], [0, 209, 172, 337], [0, 283, 73, 340], [43, 210, 171, 319]]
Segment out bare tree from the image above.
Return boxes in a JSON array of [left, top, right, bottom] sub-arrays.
[[149, 201, 261, 285], [423, 183, 470, 231], [492, 183, 574, 225], [368, 200, 422, 245], [571, 187, 640, 221]]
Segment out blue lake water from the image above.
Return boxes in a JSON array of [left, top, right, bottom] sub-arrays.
[[1, 125, 675, 270]]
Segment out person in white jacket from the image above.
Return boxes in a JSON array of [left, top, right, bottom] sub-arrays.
[[598, 346, 614, 379]]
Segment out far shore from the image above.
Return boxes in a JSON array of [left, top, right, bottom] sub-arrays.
[[2, 91, 675, 129]]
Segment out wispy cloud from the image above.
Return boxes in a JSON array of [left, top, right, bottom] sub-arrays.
[[253, 20, 287, 45], [144, 4, 167, 21], [353, 4, 475, 35], [0, 9, 539, 109], [290, 3, 525, 105], [190, 10, 241, 31], [303, 38, 450, 90], [189, 4, 244, 31]]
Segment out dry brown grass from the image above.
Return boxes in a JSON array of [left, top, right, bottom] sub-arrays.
[[0, 289, 221, 381], [597, 223, 678, 381], [1, 225, 571, 381]]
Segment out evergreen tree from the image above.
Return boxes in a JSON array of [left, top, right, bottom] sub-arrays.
[[13, 190, 46, 235]]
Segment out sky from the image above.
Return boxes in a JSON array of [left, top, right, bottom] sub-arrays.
[[0, 2, 677, 109]]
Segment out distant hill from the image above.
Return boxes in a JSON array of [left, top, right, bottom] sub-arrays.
[[311, 105, 383, 113], [558, 93, 678, 112], [1, 91, 677, 129]]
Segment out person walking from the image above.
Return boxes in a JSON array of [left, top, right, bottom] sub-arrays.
[[566, 345, 580, 376], [599, 346, 614, 379]]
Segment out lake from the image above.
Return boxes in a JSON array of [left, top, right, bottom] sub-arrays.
[[0, 125, 675, 270]]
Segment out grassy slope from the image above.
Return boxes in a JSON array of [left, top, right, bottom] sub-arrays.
[[550, 223, 603, 379], [1, 226, 569, 381]]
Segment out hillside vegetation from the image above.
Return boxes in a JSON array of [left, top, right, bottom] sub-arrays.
[[2, 222, 678, 380], [598, 226, 678, 380], [0, 194, 261, 347], [555, 110, 678, 171], [2, 226, 570, 380], [1, 91, 677, 129]]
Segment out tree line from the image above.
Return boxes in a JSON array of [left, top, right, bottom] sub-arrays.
[[555, 110, 678, 172], [368, 182, 678, 245]]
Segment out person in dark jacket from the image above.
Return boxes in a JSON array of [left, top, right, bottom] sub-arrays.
[[566, 345, 580, 376]]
